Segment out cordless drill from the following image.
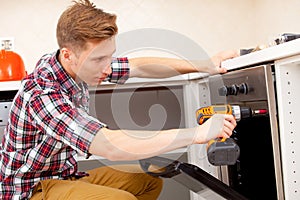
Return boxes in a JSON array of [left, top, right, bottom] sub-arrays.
[[196, 104, 260, 166]]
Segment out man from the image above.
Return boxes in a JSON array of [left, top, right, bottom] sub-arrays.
[[0, 0, 237, 199]]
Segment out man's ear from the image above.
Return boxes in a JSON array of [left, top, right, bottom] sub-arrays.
[[60, 47, 73, 62]]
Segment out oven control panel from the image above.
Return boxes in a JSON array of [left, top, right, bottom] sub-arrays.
[[209, 65, 271, 104]]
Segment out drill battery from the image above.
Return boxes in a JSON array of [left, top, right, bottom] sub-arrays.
[[206, 137, 240, 166]]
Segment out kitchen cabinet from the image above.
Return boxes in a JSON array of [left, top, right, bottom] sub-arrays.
[[86, 79, 191, 200], [274, 55, 300, 200]]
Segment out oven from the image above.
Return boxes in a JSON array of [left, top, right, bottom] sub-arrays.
[[207, 64, 283, 199]]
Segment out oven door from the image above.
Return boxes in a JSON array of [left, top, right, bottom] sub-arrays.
[[140, 155, 249, 200]]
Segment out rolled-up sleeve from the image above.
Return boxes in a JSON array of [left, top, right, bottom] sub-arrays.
[[106, 57, 130, 84]]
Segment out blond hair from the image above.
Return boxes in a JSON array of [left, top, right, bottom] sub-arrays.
[[56, 0, 118, 53]]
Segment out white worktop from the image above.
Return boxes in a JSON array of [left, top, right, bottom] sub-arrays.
[[222, 38, 300, 70], [0, 81, 21, 91], [0, 74, 191, 92]]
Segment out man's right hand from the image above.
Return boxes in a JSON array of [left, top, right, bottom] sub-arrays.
[[193, 114, 237, 144]]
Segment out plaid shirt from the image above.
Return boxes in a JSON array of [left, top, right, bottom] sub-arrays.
[[0, 51, 130, 200]]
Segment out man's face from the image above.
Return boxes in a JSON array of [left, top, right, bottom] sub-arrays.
[[71, 37, 116, 86]]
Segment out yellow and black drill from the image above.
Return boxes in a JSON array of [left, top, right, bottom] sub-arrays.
[[196, 104, 267, 166]]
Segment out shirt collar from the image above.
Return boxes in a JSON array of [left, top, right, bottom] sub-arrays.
[[50, 50, 88, 96]]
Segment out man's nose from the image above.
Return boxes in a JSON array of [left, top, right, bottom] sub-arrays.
[[103, 64, 112, 75]]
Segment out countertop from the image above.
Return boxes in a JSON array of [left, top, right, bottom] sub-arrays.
[[0, 81, 21, 91], [0, 74, 191, 92], [222, 38, 300, 70]]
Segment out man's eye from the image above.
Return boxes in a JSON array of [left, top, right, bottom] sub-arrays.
[[94, 58, 103, 62]]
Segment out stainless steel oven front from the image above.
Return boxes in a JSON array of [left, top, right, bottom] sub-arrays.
[[208, 65, 284, 200]]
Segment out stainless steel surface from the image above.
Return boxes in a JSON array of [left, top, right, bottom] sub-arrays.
[[209, 66, 268, 103], [208, 65, 283, 199], [220, 166, 229, 186], [0, 102, 12, 126], [0, 126, 5, 142], [0, 102, 12, 143], [264, 65, 284, 200]]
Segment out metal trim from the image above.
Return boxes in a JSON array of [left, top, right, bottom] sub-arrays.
[[264, 65, 285, 200]]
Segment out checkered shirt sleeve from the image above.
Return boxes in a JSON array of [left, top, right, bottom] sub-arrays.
[[28, 90, 104, 157], [106, 57, 130, 84]]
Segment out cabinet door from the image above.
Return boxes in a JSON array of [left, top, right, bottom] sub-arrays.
[[275, 55, 300, 200], [89, 86, 185, 130]]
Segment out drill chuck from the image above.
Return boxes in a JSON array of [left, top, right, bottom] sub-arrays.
[[231, 105, 252, 121]]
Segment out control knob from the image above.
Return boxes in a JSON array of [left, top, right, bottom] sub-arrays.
[[218, 83, 248, 96], [238, 83, 248, 94]]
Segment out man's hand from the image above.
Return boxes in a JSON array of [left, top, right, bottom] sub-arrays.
[[193, 114, 237, 144], [209, 50, 239, 74]]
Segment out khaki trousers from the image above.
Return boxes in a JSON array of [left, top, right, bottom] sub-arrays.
[[30, 165, 163, 200]]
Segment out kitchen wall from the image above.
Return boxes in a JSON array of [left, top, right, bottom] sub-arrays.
[[254, 0, 300, 45], [0, 0, 299, 73]]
